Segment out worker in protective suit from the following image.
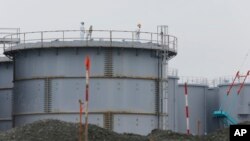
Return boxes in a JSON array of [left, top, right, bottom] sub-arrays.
[[135, 23, 141, 41], [87, 25, 93, 40], [80, 22, 85, 40]]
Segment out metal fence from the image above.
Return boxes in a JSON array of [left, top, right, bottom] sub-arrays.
[[2, 30, 178, 52]]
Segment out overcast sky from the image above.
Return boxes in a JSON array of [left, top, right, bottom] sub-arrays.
[[1, 0, 250, 79]]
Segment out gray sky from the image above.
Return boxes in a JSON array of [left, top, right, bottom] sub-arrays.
[[1, 0, 250, 79]]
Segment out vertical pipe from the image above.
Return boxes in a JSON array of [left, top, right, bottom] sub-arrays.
[[184, 83, 190, 134], [84, 56, 90, 141], [79, 100, 83, 141], [204, 86, 207, 135], [197, 120, 200, 135], [41, 32, 43, 48]]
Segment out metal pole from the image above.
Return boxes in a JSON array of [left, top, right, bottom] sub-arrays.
[[132, 32, 134, 47], [197, 120, 200, 136], [63, 31, 65, 42], [41, 32, 43, 47], [110, 31, 112, 47], [79, 100, 83, 141], [184, 82, 190, 134], [84, 56, 90, 141]]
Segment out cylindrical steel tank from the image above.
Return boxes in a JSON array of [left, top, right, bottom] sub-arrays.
[[177, 80, 208, 135], [218, 81, 250, 127], [0, 57, 13, 131], [3, 30, 177, 135]]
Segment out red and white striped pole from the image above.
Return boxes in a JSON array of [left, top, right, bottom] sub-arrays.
[[184, 82, 190, 134], [84, 56, 90, 141]]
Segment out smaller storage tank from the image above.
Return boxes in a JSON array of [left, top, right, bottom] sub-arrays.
[[177, 77, 208, 135], [0, 57, 13, 131], [217, 77, 250, 127]]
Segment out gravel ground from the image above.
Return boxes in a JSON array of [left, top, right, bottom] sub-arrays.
[[0, 119, 241, 141]]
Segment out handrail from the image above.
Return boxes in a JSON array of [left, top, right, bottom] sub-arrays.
[[2, 29, 178, 53], [179, 76, 208, 85], [211, 75, 250, 86]]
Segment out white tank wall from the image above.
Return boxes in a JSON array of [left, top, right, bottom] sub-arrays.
[[218, 83, 250, 126], [167, 76, 179, 132], [206, 87, 219, 133], [177, 84, 207, 135], [0, 58, 13, 131]]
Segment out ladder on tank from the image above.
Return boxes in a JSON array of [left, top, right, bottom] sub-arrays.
[[157, 25, 169, 130], [213, 71, 250, 126]]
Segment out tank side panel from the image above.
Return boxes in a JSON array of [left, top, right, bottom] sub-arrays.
[[0, 61, 13, 131], [177, 85, 206, 135], [168, 77, 178, 132], [113, 114, 157, 135], [206, 88, 219, 133], [14, 80, 45, 114], [15, 48, 105, 79], [237, 84, 250, 115], [50, 78, 155, 113], [113, 49, 158, 77], [0, 90, 12, 118], [218, 85, 239, 126], [0, 62, 13, 87]]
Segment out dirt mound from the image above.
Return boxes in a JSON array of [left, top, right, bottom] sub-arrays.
[[203, 128, 229, 141], [0, 119, 147, 141], [2, 119, 249, 141], [148, 129, 201, 141]]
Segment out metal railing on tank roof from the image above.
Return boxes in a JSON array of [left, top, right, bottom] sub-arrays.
[[0, 28, 20, 56], [179, 76, 208, 85], [211, 75, 250, 86], [2, 30, 177, 52]]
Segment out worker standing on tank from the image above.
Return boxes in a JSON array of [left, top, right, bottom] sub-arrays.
[[80, 22, 85, 40], [135, 23, 141, 41], [87, 25, 93, 40]]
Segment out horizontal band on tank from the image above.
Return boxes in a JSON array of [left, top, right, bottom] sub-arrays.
[[0, 118, 12, 121], [4, 40, 177, 57], [0, 87, 12, 90], [4, 35, 177, 56], [13, 111, 163, 116], [14, 75, 168, 82]]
